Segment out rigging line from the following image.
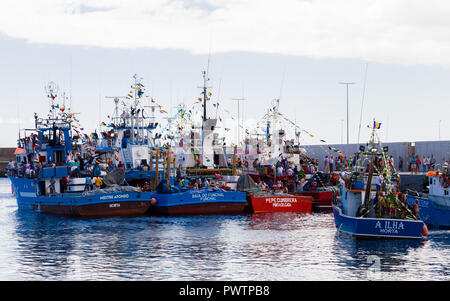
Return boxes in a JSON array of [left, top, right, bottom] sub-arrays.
[[216, 78, 222, 120], [278, 64, 287, 102], [357, 62, 369, 144]]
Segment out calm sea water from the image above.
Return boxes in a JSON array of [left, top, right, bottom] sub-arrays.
[[0, 178, 448, 281]]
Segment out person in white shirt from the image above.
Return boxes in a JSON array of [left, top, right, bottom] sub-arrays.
[[286, 167, 293, 176], [277, 165, 284, 176], [329, 156, 335, 172], [8, 161, 15, 175], [376, 175, 383, 191], [324, 156, 330, 173], [297, 178, 306, 192]]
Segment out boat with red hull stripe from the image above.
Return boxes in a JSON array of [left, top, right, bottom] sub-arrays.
[[294, 190, 335, 212], [32, 201, 151, 217], [248, 194, 312, 213]]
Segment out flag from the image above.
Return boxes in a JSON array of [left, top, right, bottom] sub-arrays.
[[373, 121, 381, 129]]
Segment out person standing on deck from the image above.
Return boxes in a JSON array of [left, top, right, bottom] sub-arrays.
[[329, 156, 335, 173], [85, 176, 91, 191], [430, 155, 436, 170], [376, 174, 383, 191], [49, 177, 56, 194], [413, 199, 420, 219], [426, 156, 431, 171], [415, 156, 421, 174], [94, 177, 102, 189], [277, 164, 284, 176], [410, 156, 417, 174], [398, 156, 403, 171], [324, 156, 330, 173]]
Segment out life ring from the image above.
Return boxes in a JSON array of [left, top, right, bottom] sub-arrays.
[[244, 161, 249, 168], [442, 177, 450, 189]]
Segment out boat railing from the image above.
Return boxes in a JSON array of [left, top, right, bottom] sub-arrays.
[[40, 166, 70, 178], [6, 167, 40, 179]]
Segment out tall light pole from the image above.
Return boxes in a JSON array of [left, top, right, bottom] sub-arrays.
[[439, 120, 442, 140], [339, 82, 355, 144]]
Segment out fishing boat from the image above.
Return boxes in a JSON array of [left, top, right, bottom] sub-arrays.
[[333, 124, 428, 239], [406, 169, 450, 229], [86, 74, 168, 188], [237, 174, 312, 213], [294, 172, 339, 212], [147, 71, 247, 215], [7, 82, 154, 217], [149, 183, 247, 216]]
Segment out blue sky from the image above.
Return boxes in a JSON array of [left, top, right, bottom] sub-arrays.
[[0, 0, 449, 146]]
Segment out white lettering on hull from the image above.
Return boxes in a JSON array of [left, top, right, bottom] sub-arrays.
[[375, 220, 405, 234], [100, 194, 129, 200]]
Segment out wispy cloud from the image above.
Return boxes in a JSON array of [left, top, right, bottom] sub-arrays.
[[1, 0, 450, 66]]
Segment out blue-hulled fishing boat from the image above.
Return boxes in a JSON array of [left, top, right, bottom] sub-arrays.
[[149, 183, 247, 216], [7, 82, 154, 217], [333, 124, 428, 239], [147, 71, 247, 215], [87, 74, 167, 188], [406, 170, 450, 229]]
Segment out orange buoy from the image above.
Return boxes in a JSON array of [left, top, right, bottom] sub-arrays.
[[422, 224, 429, 237], [150, 198, 158, 206]]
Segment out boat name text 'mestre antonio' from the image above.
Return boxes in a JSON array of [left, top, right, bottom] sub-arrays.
[[100, 194, 130, 200]]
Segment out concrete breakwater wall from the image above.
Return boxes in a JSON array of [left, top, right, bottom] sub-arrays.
[[302, 140, 450, 172]]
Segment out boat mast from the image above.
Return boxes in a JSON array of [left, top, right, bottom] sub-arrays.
[[363, 128, 377, 208], [199, 70, 210, 167], [201, 70, 208, 122], [130, 74, 144, 144]]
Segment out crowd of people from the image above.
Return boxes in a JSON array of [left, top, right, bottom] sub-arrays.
[[409, 155, 437, 174], [359, 191, 419, 220]]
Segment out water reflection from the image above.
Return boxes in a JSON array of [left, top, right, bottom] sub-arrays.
[[0, 177, 448, 280], [331, 233, 425, 280]]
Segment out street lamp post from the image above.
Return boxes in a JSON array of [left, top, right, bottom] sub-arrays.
[[339, 82, 356, 144], [439, 120, 442, 140]]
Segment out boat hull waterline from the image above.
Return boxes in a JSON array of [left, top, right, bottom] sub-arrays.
[[10, 177, 153, 217], [150, 188, 247, 216], [333, 205, 426, 240]]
